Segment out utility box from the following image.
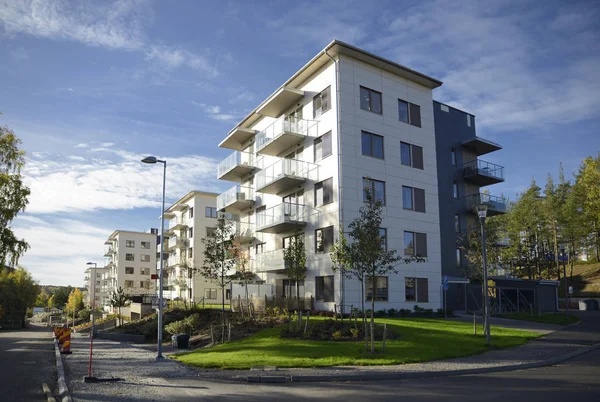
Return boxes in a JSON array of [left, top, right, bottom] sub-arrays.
[[172, 334, 190, 349], [579, 299, 599, 311]]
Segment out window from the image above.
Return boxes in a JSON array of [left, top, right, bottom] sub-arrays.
[[141, 241, 150, 249], [188, 248, 193, 259], [125, 280, 134, 288], [189, 227, 193, 238], [96, 273, 101, 278], [363, 178, 386, 204], [361, 131, 384, 159], [314, 178, 333, 206], [125, 267, 134, 274], [205, 289, 217, 299], [313, 86, 331, 118], [206, 227, 216, 237], [404, 231, 428, 257], [453, 181, 459, 199], [282, 279, 304, 298], [366, 276, 388, 301], [125, 253, 134, 261], [140, 254, 150, 262], [456, 248, 462, 268], [360, 86, 382, 114], [189, 207, 194, 218], [378, 228, 387, 251], [140, 268, 150, 275], [400, 142, 423, 169], [283, 234, 302, 249], [314, 131, 332, 161], [205, 207, 218, 218], [315, 226, 334, 253], [255, 243, 264, 254], [455, 215, 460, 233], [402, 186, 426, 212], [126, 240, 135, 248], [467, 114, 472, 127], [405, 277, 429, 302], [398, 99, 421, 127], [316, 276, 334, 302], [451, 148, 457, 166]]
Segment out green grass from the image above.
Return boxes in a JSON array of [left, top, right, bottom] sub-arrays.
[[173, 317, 541, 369], [497, 313, 580, 326]]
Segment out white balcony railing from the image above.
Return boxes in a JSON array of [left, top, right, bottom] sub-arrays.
[[255, 159, 315, 194], [255, 116, 318, 156], [256, 202, 307, 233], [255, 249, 286, 272], [167, 235, 189, 250], [217, 185, 255, 211], [217, 151, 255, 181]]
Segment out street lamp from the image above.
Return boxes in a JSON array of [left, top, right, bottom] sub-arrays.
[[86, 262, 97, 337], [142, 155, 167, 360], [559, 243, 569, 318], [477, 204, 491, 346]]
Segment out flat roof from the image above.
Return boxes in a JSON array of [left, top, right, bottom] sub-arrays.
[[164, 190, 218, 213], [106, 230, 157, 241]]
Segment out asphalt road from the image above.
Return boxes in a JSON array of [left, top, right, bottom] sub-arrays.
[[0, 323, 56, 401]]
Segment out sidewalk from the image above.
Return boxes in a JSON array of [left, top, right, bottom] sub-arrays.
[[60, 312, 600, 400]]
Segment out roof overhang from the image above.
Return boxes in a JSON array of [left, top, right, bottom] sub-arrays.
[[256, 87, 304, 118], [219, 127, 258, 151], [462, 137, 502, 156]]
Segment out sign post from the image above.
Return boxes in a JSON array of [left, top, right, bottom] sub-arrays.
[[442, 276, 449, 318]]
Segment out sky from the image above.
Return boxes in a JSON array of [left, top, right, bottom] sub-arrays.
[[1, 0, 599, 287]]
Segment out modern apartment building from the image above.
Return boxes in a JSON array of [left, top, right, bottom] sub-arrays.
[[433, 101, 506, 310], [161, 190, 229, 304], [102, 229, 158, 311], [84, 265, 108, 308], [216, 40, 443, 311]]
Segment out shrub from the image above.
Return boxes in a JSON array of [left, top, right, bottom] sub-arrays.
[[413, 305, 424, 313], [374, 309, 387, 318], [399, 309, 412, 317], [165, 319, 192, 335], [424, 309, 434, 317], [281, 319, 398, 341], [185, 313, 202, 332], [349, 327, 360, 338], [332, 330, 344, 340], [387, 308, 398, 318]]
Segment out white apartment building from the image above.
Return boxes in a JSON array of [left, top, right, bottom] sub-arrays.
[[84, 266, 108, 308], [161, 190, 229, 304], [102, 229, 158, 311], [216, 40, 443, 311]]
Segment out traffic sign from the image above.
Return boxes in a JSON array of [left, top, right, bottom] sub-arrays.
[[442, 275, 449, 291]]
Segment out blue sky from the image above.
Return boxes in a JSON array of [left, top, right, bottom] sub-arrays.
[[1, 0, 599, 286]]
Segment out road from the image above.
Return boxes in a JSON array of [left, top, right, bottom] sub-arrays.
[[163, 348, 600, 401], [0, 323, 56, 401]]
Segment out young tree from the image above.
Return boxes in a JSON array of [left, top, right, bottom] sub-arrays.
[[35, 288, 51, 308], [65, 288, 84, 316], [201, 214, 236, 325], [0, 126, 31, 269], [573, 153, 600, 260], [109, 287, 130, 326], [231, 238, 254, 304], [178, 256, 200, 310], [0, 267, 39, 327], [283, 229, 307, 303]]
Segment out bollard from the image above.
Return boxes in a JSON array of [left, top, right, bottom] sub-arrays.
[[60, 328, 72, 354], [473, 313, 476, 335]]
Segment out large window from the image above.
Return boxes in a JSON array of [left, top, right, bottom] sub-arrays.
[[361, 131, 384, 159], [124, 280, 134, 288], [283, 234, 302, 249], [398, 99, 422, 127], [313, 86, 331, 118], [315, 226, 334, 253], [366, 276, 388, 301], [316, 276, 334, 302], [188, 248, 193, 259], [205, 207, 218, 218], [400, 142, 424, 169], [360, 86, 382, 114], [378, 228, 387, 251], [189, 207, 194, 219], [140, 254, 150, 262], [405, 277, 429, 302], [141, 241, 150, 249], [314, 178, 333, 206], [314, 131, 332, 162], [189, 227, 193, 238], [125, 267, 134, 274], [283, 279, 305, 298], [126, 240, 135, 248], [125, 253, 134, 261], [402, 186, 426, 212], [206, 227, 216, 237], [363, 178, 386, 204], [140, 268, 150, 275], [404, 231, 428, 257], [205, 289, 217, 300]]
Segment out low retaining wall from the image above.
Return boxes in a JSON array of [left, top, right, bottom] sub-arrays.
[[96, 332, 145, 344], [77, 318, 117, 333]]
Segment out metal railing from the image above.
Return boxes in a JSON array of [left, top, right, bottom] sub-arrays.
[[255, 158, 315, 190], [255, 116, 318, 151], [218, 151, 255, 177], [465, 193, 507, 213], [217, 185, 254, 211], [256, 202, 307, 230], [462, 159, 504, 181], [255, 249, 286, 272]]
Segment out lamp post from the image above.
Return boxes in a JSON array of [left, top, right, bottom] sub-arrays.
[[477, 205, 491, 346], [142, 155, 167, 360], [559, 244, 569, 318], [86, 262, 97, 337]]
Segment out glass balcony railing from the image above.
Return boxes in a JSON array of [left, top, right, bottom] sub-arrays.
[[256, 202, 307, 233], [255, 116, 318, 156], [465, 193, 507, 216], [167, 235, 189, 250], [217, 185, 255, 211], [255, 249, 286, 272], [255, 159, 315, 194], [462, 159, 505, 185], [217, 151, 256, 181]]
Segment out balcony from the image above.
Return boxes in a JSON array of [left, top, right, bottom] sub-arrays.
[[217, 151, 256, 182], [465, 193, 507, 216], [255, 249, 287, 273], [256, 87, 304, 118], [217, 185, 255, 212], [165, 217, 189, 234], [256, 203, 307, 234], [219, 127, 257, 151], [256, 159, 315, 195], [462, 159, 505, 186], [462, 136, 502, 156], [235, 221, 256, 243], [255, 116, 318, 156], [167, 256, 186, 269], [167, 235, 189, 251]]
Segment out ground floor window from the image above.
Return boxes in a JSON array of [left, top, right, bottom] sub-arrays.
[[405, 277, 429, 302], [283, 279, 305, 298], [366, 276, 388, 301], [226, 289, 231, 300], [205, 288, 217, 299], [315, 276, 334, 302]]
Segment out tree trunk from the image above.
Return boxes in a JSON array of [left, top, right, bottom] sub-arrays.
[[553, 224, 559, 280], [360, 278, 367, 351], [370, 272, 375, 355]]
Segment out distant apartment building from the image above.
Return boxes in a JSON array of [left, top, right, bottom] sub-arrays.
[[160, 190, 229, 304], [216, 40, 444, 310], [102, 229, 158, 311], [85, 265, 108, 308]]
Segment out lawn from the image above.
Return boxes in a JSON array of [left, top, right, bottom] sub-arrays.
[[497, 313, 579, 326], [173, 317, 541, 369]]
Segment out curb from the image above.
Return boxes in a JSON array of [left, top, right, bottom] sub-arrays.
[[245, 342, 600, 383], [53, 337, 74, 402]]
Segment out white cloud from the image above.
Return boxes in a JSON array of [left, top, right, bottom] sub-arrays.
[[67, 155, 86, 161], [22, 148, 222, 214], [193, 102, 239, 122], [100, 142, 115, 147], [74, 143, 88, 148]]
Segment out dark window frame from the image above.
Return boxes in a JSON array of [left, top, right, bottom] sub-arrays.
[[313, 86, 331, 118], [400, 141, 423, 169], [403, 185, 426, 213], [314, 178, 334, 207], [455, 214, 460, 233], [405, 277, 429, 302], [378, 228, 387, 251], [125, 253, 134, 261], [451, 148, 457, 166], [398, 98, 422, 127], [361, 131, 384, 159], [360, 86, 383, 114], [404, 231, 428, 257], [314, 131, 332, 162], [126, 240, 135, 248], [366, 276, 388, 301], [453, 181, 459, 199], [363, 178, 386, 205], [315, 226, 334, 253], [315, 275, 334, 302], [205, 207, 218, 218], [125, 266, 134, 275]]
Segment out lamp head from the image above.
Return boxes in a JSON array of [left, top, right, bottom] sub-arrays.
[[141, 156, 157, 164], [476, 204, 488, 219], [86, 262, 96, 266], [559, 243, 566, 253]]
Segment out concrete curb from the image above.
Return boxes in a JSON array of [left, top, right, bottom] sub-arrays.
[[53, 337, 74, 402], [245, 342, 600, 383]]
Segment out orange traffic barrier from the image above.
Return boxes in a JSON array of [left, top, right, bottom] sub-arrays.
[[54, 327, 65, 342], [60, 328, 72, 354]]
